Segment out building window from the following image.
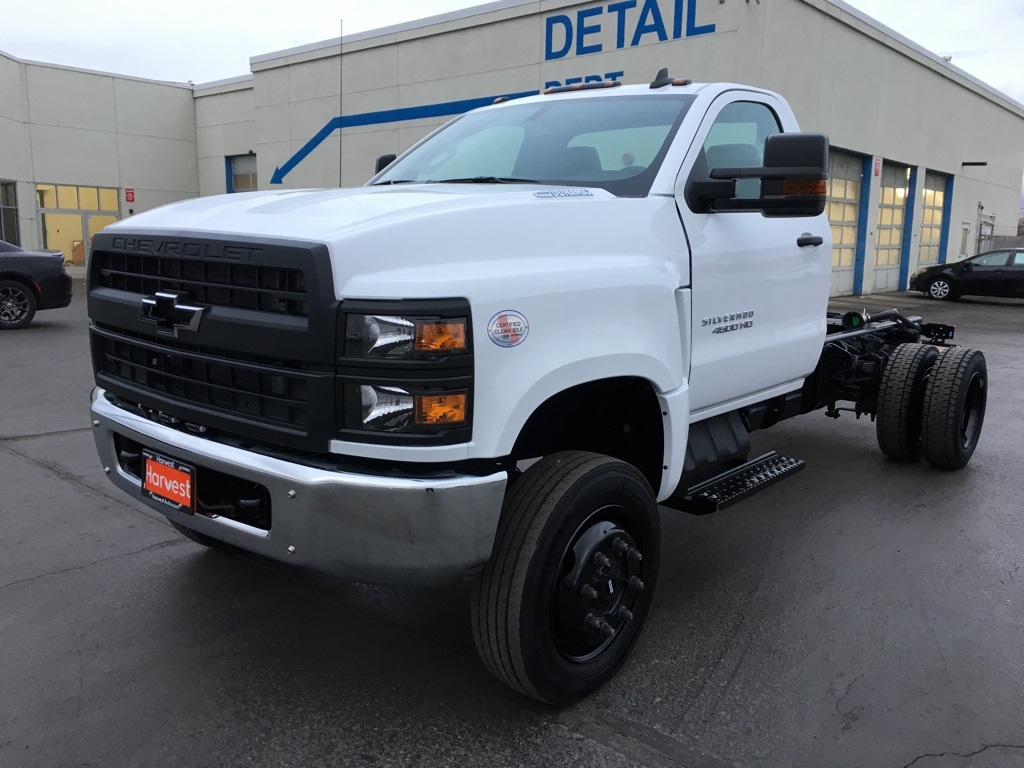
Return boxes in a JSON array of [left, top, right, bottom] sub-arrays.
[[1, 181, 19, 246], [228, 155, 257, 193], [35, 183, 120, 269]]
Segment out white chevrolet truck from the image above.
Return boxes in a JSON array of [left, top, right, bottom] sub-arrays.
[[88, 71, 988, 705]]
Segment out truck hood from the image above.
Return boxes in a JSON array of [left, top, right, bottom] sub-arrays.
[[107, 185, 616, 242]]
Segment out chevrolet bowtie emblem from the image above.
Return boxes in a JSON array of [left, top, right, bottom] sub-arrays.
[[140, 291, 207, 337]]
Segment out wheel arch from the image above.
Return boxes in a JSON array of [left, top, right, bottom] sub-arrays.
[[508, 375, 668, 494], [0, 273, 40, 300]]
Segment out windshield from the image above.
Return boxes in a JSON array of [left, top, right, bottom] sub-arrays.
[[373, 95, 695, 197]]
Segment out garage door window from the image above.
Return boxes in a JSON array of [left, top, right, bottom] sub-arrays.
[[0, 180, 18, 246], [919, 171, 947, 266]]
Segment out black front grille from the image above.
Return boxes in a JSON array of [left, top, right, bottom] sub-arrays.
[[93, 326, 311, 429], [88, 232, 339, 452], [92, 251, 308, 317]]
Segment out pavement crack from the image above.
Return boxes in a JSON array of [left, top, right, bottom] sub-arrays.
[[564, 711, 736, 768], [0, 426, 93, 443], [0, 440, 166, 527], [834, 673, 861, 715], [899, 743, 1024, 768], [0, 540, 183, 592]]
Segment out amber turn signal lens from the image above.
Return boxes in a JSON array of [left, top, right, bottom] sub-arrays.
[[782, 179, 827, 195], [414, 320, 467, 353], [415, 392, 468, 425]]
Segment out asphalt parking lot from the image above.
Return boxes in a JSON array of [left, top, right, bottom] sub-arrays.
[[2, 282, 1023, 768]]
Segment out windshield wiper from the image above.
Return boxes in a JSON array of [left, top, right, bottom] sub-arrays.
[[371, 179, 420, 185], [431, 176, 540, 185]]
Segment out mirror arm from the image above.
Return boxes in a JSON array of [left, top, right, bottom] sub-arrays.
[[709, 165, 826, 180]]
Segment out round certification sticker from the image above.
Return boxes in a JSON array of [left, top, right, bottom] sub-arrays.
[[488, 310, 529, 347]]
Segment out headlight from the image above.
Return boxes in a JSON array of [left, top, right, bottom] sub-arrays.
[[345, 314, 468, 359], [345, 384, 468, 433]]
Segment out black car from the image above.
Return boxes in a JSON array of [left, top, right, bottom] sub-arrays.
[[0, 239, 74, 329], [910, 248, 1024, 300]]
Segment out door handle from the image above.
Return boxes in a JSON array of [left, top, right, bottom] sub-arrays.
[[797, 233, 824, 247]]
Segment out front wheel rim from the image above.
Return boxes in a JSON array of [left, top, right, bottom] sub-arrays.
[[929, 280, 950, 299], [0, 287, 30, 324], [551, 505, 647, 663]]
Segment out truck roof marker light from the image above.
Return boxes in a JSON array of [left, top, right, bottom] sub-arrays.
[[543, 81, 623, 95], [494, 96, 510, 104], [672, 79, 693, 87]]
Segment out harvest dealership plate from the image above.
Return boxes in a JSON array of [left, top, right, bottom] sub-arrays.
[[142, 449, 196, 513]]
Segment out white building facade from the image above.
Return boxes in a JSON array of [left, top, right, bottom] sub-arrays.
[[3, 0, 1024, 295]]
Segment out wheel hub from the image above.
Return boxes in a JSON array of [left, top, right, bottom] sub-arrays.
[[553, 513, 645, 662]]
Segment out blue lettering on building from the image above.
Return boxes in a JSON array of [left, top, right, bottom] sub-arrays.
[[544, 0, 715, 60]]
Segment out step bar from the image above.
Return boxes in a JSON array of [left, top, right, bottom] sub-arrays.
[[671, 451, 805, 515]]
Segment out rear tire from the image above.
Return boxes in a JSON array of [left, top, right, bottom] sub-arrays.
[[876, 343, 939, 462], [471, 451, 660, 706], [921, 348, 987, 470], [927, 277, 956, 300], [0, 280, 37, 329], [168, 519, 236, 551]]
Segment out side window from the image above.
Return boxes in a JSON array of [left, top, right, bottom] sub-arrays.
[[1010, 252, 1024, 267], [701, 101, 781, 197], [972, 251, 1010, 267]]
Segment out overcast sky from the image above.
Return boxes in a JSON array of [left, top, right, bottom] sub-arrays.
[[1, 0, 1021, 103]]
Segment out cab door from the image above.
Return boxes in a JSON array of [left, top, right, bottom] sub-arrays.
[[674, 95, 831, 415]]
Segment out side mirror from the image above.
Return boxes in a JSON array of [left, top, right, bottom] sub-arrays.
[[689, 133, 829, 218], [375, 153, 397, 175]]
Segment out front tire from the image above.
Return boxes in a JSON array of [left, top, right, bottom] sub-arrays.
[[921, 348, 987, 469], [471, 451, 660, 706], [927, 277, 955, 300], [0, 280, 37, 329], [876, 343, 939, 462]]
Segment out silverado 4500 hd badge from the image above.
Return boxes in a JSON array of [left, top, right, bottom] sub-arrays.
[[703, 310, 754, 335]]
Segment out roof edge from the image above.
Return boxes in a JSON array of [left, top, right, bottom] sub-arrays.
[[816, 0, 1024, 115]]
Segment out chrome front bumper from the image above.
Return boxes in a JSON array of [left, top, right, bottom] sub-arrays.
[[90, 388, 507, 586]]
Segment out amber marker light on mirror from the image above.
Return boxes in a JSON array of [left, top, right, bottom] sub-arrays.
[[414, 320, 468, 353], [782, 179, 828, 195], [415, 392, 468, 426]]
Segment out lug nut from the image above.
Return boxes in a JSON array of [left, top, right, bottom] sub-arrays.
[[628, 548, 643, 562], [628, 576, 645, 591], [613, 538, 629, 554], [593, 552, 611, 568], [581, 585, 599, 599], [599, 622, 616, 639], [617, 606, 634, 621]]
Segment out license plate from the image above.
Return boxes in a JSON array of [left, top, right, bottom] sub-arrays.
[[142, 449, 195, 513]]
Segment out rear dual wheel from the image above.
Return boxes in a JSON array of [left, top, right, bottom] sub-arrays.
[[471, 451, 660, 706], [921, 347, 987, 470], [876, 343, 987, 470], [876, 343, 938, 462]]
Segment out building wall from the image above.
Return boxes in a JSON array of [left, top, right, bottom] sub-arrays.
[[0, 50, 198, 260], [195, 76, 256, 196]]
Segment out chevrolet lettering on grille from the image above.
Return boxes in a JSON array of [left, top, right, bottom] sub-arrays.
[[139, 291, 207, 337]]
